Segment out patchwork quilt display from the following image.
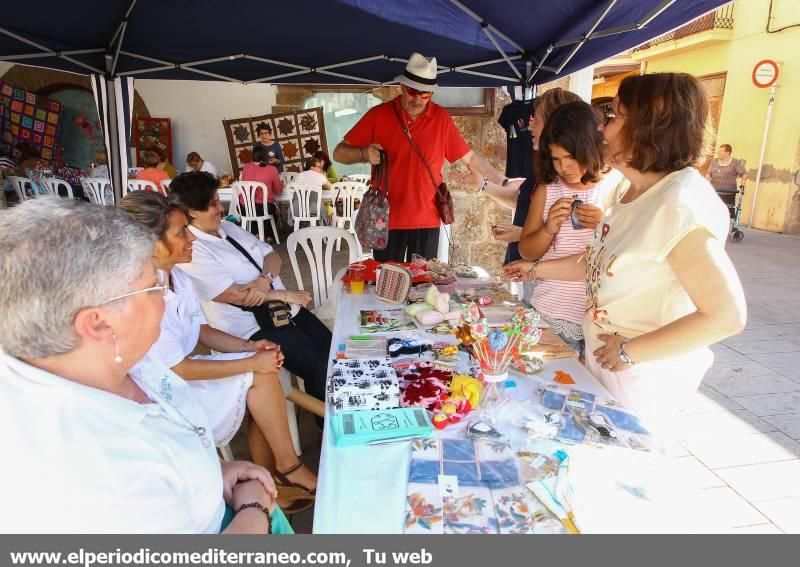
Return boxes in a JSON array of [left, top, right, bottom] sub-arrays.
[[0, 80, 62, 160], [405, 438, 540, 534], [222, 107, 328, 178]]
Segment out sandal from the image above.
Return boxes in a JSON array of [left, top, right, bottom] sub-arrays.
[[274, 461, 317, 496], [276, 484, 315, 515]]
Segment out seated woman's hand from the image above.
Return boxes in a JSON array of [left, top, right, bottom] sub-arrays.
[[503, 259, 536, 282], [249, 348, 283, 374], [545, 197, 573, 234], [250, 339, 285, 368], [250, 275, 273, 294], [573, 202, 603, 229], [242, 285, 270, 307], [221, 460, 277, 506]]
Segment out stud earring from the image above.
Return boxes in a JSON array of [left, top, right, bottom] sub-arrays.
[[112, 332, 122, 364]]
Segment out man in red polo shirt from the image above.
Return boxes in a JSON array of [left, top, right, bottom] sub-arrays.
[[333, 52, 510, 262]]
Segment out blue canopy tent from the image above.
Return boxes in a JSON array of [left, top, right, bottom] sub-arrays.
[[0, 0, 728, 197]]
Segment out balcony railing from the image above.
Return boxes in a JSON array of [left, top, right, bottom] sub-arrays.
[[633, 3, 735, 52]]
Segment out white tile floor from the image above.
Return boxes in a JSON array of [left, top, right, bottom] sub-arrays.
[[671, 228, 800, 533]]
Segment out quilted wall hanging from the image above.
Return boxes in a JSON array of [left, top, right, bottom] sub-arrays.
[[222, 107, 328, 178], [0, 80, 63, 160]]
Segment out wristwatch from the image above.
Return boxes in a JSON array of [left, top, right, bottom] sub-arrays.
[[501, 177, 510, 186], [259, 271, 274, 281], [527, 260, 540, 280], [479, 177, 490, 193], [618, 340, 636, 366]]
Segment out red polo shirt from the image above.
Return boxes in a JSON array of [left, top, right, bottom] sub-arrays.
[[344, 96, 470, 229]]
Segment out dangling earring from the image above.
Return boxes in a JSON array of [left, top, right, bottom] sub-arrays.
[[112, 332, 123, 364]]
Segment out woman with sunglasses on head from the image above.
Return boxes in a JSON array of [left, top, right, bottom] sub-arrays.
[[505, 101, 622, 356], [120, 191, 319, 513], [507, 73, 746, 433], [0, 199, 289, 533]]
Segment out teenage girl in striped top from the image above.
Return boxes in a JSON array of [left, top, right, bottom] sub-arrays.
[[506, 101, 622, 355]]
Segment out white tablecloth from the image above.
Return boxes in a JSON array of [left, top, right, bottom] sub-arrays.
[[312, 284, 613, 534]]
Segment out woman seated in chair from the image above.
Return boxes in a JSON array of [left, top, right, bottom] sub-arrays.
[[134, 150, 172, 189], [289, 155, 331, 226], [168, 172, 332, 424], [120, 191, 318, 512], [240, 145, 284, 240], [0, 198, 289, 533]]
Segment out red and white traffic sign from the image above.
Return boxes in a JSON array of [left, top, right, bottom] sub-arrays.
[[752, 59, 779, 88]]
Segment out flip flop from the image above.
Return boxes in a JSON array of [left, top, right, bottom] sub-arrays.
[[274, 461, 317, 496]]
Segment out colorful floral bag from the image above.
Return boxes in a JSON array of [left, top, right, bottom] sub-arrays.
[[354, 150, 390, 250]]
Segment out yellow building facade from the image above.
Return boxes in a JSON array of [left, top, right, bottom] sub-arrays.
[[610, 0, 800, 233]]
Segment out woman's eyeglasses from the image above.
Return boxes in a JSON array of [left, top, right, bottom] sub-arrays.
[[603, 111, 623, 127], [404, 86, 433, 100], [100, 271, 168, 305]]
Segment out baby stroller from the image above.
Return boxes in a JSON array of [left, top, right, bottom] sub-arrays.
[[717, 184, 745, 243]]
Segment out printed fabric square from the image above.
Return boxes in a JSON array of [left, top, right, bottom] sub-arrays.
[[442, 461, 480, 484], [21, 116, 33, 128], [35, 108, 46, 121], [442, 439, 476, 461], [24, 104, 34, 116], [13, 88, 24, 100], [10, 100, 22, 113], [45, 124, 56, 136], [47, 112, 59, 124], [1, 84, 12, 96], [41, 148, 52, 160], [25, 92, 36, 104], [44, 136, 54, 148], [11, 113, 20, 124], [327, 357, 400, 412], [478, 459, 520, 489], [410, 437, 440, 461], [49, 100, 60, 111], [33, 133, 42, 144], [33, 120, 45, 133], [20, 129, 30, 140], [405, 483, 444, 534], [475, 438, 515, 461], [408, 459, 441, 483], [443, 485, 496, 534], [493, 487, 537, 534]]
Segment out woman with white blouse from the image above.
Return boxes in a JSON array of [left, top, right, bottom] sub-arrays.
[[120, 191, 319, 512], [506, 73, 747, 434], [0, 199, 285, 533], [168, 171, 332, 425]]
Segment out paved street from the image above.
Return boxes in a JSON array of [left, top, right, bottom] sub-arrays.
[[671, 227, 800, 533]]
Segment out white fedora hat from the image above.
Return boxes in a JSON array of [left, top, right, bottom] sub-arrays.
[[394, 52, 439, 92]]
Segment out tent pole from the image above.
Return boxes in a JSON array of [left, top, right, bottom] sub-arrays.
[[481, 26, 522, 79], [108, 0, 138, 76], [451, 68, 518, 82], [555, 0, 619, 74], [0, 48, 104, 62], [317, 70, 380, 85], [447, 0, 525, 54], [105, 78, 124, 204]]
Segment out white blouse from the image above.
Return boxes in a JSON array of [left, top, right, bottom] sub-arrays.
[[177, 221, 296, 340], [0, 353, 226, 533]]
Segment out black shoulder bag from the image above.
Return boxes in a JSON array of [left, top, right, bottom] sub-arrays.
[[225, 235, 293, 329]]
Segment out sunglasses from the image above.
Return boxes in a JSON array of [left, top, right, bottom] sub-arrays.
[[404, 85, 433, 100]]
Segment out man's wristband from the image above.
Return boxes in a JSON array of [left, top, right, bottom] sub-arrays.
[[501, 177, 510, 187], [479, 177, 489, 193], [236, 502, 272, 534], [359, 147, 367, 163]]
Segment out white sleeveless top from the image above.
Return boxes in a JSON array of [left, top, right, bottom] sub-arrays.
[[532, 170, 622, 332]]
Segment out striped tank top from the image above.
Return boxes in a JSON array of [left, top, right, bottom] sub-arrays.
[[532, 172, 621, 330]]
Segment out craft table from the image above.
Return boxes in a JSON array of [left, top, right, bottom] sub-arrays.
[[312, 283, 616, 534]]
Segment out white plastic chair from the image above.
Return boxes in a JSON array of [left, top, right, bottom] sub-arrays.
[[42, 178, 74, 199], [81, 178, 113, 206], [330, 181, 366, 250], [286, 182, 322, 231], [287, 226, 357, 309], [344, 173, 371, 185], [280, 171, 297, 186], [126, 179, 162, 196], [160, 178, 172, 193], [8, 176, 35, 201], [127, 167, 143, 178], [231, 180, 280, 244]]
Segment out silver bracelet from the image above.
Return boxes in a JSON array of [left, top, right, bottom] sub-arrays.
[[240, 339, 250, 353], [479, 177, 489, 193]]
